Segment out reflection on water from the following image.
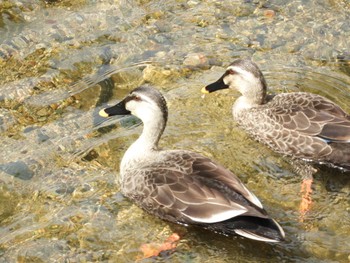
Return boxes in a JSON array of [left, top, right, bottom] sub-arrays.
[[1, 0, 350, 262]]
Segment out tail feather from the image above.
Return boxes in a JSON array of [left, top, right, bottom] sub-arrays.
[[234, 229, 280, 243], [325, 142, 350, 170], [233, 218, 285, 242], [204, 216, 285, 243]]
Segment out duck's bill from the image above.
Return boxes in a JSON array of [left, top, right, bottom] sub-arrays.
[[202, 76, 229, 93], [99, 100, 131, 117]]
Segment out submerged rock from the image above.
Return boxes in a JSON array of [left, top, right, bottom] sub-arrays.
[[0, 160, 34, 180]]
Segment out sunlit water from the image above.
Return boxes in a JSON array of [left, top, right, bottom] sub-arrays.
[[0, 0, 350, 262]]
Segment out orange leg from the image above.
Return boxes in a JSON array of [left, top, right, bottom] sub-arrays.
[[299, 178, 313, 222], [138, 233, 180, 260]]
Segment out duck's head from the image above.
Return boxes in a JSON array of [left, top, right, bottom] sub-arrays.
[[99, 85, 168, 125], [202, 59, 267, 104]]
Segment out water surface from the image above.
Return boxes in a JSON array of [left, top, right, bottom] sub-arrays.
[[0, 0, 350, 262]]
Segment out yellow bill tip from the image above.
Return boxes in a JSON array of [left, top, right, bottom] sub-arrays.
[[201, 87, 209, 94], [99, 109, 109, 117]]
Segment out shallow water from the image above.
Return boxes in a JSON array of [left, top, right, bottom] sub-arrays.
[[0, 0, 350, 262]]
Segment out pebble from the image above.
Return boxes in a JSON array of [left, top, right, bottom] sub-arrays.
[[36, 107, 51, 117], [183, 53, 208, 67], [264, 9, 276, 18], [142, 64, 179, 84]]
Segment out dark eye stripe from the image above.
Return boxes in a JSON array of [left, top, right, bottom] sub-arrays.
[[227, 69, 236, 75], [125, 94, 142, 103]]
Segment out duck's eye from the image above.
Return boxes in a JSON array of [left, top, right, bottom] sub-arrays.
[[133, 95, 142, 101], [227, 69, 236, 75]]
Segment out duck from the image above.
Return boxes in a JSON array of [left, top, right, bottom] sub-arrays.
[[202, 59, 350, 218], [99, 85, 285, 244]]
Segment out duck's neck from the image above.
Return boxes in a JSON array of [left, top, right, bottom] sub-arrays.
[[241, 79, 267, 106], [121, 113, 166, 172], [134, 116, 165, 151], [233, 79, 267, 116]]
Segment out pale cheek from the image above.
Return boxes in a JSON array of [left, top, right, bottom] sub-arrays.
[[224, 76, 236, 87], [126, 101, 138, 113], [231, 77, 244, 89], [224, 78, 234, 88]]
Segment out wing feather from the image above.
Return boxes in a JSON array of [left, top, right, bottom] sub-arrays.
[[269, 93, 350, 142], [140, 151, 266, 224]]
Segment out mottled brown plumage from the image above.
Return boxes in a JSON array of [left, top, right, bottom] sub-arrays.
[[203, 59, 350, 171], [100, 85, 285, 242]]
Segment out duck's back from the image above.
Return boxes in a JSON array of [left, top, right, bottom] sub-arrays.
[[233, 92, 350, 168], [120, 150, 260, 221]]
